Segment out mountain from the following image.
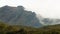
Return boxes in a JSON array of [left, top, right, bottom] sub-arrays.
[[1, 5, 60, 28], [0, 5, 42, 27]]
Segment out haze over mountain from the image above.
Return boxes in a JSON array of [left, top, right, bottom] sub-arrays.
[[37, 15, 60, 25]]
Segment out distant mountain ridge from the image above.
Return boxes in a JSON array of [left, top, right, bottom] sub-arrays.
[[37, 14, 60, 25], [0, 6, 42, 27]]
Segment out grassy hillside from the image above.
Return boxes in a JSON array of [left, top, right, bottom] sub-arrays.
[[0, 21, 60, 34]]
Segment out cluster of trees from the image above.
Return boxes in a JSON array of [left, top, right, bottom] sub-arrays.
[[0, 21, 60, 34]]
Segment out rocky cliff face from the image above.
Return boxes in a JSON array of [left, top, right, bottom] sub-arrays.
[[0, 6, 42, 27]]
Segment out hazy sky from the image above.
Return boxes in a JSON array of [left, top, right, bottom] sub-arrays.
[[0, 0, 60, 18]]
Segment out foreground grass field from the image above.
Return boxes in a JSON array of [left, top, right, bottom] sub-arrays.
[[0, 21, 60, 34]]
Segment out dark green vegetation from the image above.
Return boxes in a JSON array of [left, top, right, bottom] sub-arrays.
[[0, 21, 60, 34]]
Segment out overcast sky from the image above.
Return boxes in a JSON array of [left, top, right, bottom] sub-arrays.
[[0, 0, 60, 18]]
